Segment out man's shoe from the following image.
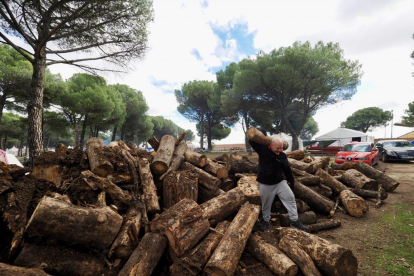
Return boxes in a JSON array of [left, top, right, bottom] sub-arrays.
[[290, 220, 309, 232], [260, 221, 270, 231]]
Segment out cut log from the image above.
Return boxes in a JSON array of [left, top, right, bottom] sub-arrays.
[[86, 137, 114, 177], [169, 221, 231, 276], [286, 150, 305, 160], [204, 160, 228, 179], [349, 188, 388, 200], [200, 187, 248, 225], [198, 186, 225, 204], [31, 164, 65, 188], [151, 198, 210, 257], [184, 149, 207, 167], [229, 152, 258, 174], [246, 127, 273, 145], [307, 156, 331, 174], [309, 184, 332, 198], [315, 169, 349, 195], [109, 205, 142, 259], [302, 155, 314, 163], [294, 180, 334, 215], [220, 177, 235, 192], [0, 263, 51, 276], [108, 141, 119, 147], [296, 198, 310, 213], [353, 162, 399, 192], [330, 163, 358, 170], [138, 157, 161, 212], [118, 140, 131, 151], [175, 131, 187, 147], [25, 196, 123, 249], [151, 135, 175, 174], [14, 244, 105, 276], [339, 190, 368, 218], [204, 202, 260, 276], [296, 176, 321, 186], [236, 174, 261, 205], [278, 235, 322, 276], [160, 141, 188, 180], [246, 234, 298, 276], [147, 136, 160, 151], [163, 170, 198, 209], [288, 158, 312, 172], [277, 227, 358, 276], [277, 211, 318, 227], [307, 220, 342, 233], [180, 162, 221, 191], [341, 169, 379, 190], [118, 232, 167, 276], [212, 153, 229, 163]]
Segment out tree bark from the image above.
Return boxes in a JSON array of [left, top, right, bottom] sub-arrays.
[[278, 235, 322, 276], [150, 198, 210, 257], [353, 162, 399, 192], [246, 234, 298, 276], [220, 177, 235, 192], [277, 227, 358, 276], [212, 153, 229, 163], [138, 157, 160, 212], [293, 180, 334, 215], [86, 137, 114, 177], [307, 220, 342, 233], [164, 141, 187, 176], [200, 187, 248, 225], [180, 162, 221, 191], [246, 127, 273, 145], [118, 233, 168, 276], [163, 170, 198, 209], [175, 131, 187, 147], [228, 152, 257, 174], [309, 184, 333, 198], [236, 174, 261, 205], [339, 190, 368, 218], [286, 150, 305, 160], [184, 149, 207, 167], [340, 169, 379, 190], [197, 186, 225, 204], [315, 169, 349, 195], [25, 196, 123, 249], [14, 244, 105, 276], [330, 163, 358, 170], [204, 202, 260, 276], [277, 211, 318, 227], [147, 136, 160, 151], [288, 158, 312, 172], [169, 221, 231, 276], [349, 188, 388, 200], [307, 156, 331, 174], [204, 160, 228, 179], [151, 135, 175, 174], [296, 176, 321, 186], [0, 263, 51, 276]]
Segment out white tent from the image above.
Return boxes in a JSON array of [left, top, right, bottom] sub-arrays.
[[0, 149, 23, 167], [270, 132, 304, 152], [315, 128, 374, 147], [6, 146, 19, 156]]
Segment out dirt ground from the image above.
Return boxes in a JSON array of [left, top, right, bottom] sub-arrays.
[[235, 158, 414, 276]]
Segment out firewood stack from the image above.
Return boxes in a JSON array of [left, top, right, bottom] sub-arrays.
[[0, 132, 399, 276]]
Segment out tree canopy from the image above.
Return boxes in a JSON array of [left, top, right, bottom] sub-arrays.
[[300, 117, 319, 140], [341, 107, 392, 132], [401, 102, 414, 126]]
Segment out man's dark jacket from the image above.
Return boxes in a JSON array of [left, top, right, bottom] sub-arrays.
[[249, 140, 294, 188]]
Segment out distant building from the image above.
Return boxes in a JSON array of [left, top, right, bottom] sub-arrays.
[[212, 144, 246, 152]]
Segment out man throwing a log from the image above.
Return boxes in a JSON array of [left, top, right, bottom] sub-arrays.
[[249, 130, 308, 232]]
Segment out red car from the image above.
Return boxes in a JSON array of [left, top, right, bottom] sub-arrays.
[[334, 142, 380, 166]]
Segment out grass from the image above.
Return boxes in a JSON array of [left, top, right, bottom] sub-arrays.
[[363, 203, 414, 275]]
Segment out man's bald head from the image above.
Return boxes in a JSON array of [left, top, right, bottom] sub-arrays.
[[269, 138, 284, 154]]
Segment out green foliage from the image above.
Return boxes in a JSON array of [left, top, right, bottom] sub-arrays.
[[300, 117, 319, 140], [401, 102, 414, 126], [341, 107, 392, 132], [0, 113, 25, 149], [184, 129, 195, 142], [43, 111, 73, 148], [150, 116, 182, 140], [196, 122, 232, 142]]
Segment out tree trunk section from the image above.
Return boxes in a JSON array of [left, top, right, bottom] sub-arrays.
[[349, 188, 388, 200], [307, 220, 342, 233], [204, 202, 260, 276], [197, 186, 225, 204], [169, 221, 231, 276], [246, 234, 298, 276], [340, 169, 379, 190], [212, 153, 229, 163], [138, 157, 161, 212], [150, 198, 210, 257], [14, 244, 105, 276], [151, 135, 175, 174], [167, 141, 188, 174], [339, 190, 368, 218], [277, 227, 358, 276], [330, 163, 358, 170], [307, 156, 331, 174], [229, 152, 257, 174], [352, 162, 399, 192], [315, 169, 348, 195], [180, 162, 221, 191], [278, 235, 322, 276], [163, 170, 198, 209], [86, 137, 114, 177], [200, 187, 248, 225], [175, 131, 187, 147], [309, 184, 332, 198], [118, 232, 167, 276], [246, 127, 273, 145], [25, 196, 123, 249], [293, 180, 334, 215], [204, 160, 228, 179], [0, 263, 51, 276], [220, 177, 235, 192], [236, 174, 261, 205], [147, 137, 160, 151], [296, 176, 321, 186], [184, 149, 207, 167], [288, 158, 312, 172], [277, 211, 317, 227], [286, 150, 305, 160]]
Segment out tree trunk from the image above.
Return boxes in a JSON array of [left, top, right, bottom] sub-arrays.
[[0, 263, 51, 276], [169, 221, 231, 276], [307, 156, 331, 174], [150, 198, 210, 257], [163, 170, 198, 209], [79, 114, 88, 149], [151, 135, 175, 175], [175, 131, 187, 146], [277, 227, 358, 276], [220, 177, 235, 192], [277, 211, 317, 227], [204, 160, 228, 179], [353, 162, 399, 192], [339, 190, 368, 218], [160, 141, 187, 179], [246, 234, 298, 276], [278, 236, 322, 276], [295, 176, 321, 186], [118, 233, 168, 276], [147, 137, 160, 151], [340, 169, 379, 190], [229, 152, 258, 174], [212, 153, 229, 163], [14, 244, 105, 276], [200, 117, 204, 149], [184, 149, 207, 167], [315, 169, 349, 195], [197, 186, 225, 204], [349, 188, 388, 200], [204, 202, 260, 276], [236, 174, 261, 205], [286, 150, 305, 160], [25, 196, 123, 249], [200, 187, 248, 225], [307, 220, 342, 233], [138, 157, 161, 212], [246, 127, 273, 145], [293, 180, 334, 215], [288, 158, 312, 172], [330, 163, 358, 170], [180, 162, 221, 191], [112, 124, 118, 141], [86, 137, 114, 177], [309, 184, 333, 198]]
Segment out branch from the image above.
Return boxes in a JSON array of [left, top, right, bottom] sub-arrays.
[[45, 39, 129, 54], [0, 33, 34, 62]]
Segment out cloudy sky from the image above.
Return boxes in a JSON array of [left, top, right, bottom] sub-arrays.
[[49, 0, 414, 145]]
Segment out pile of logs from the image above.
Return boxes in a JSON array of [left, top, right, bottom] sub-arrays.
[[0, 130, 399, 276]]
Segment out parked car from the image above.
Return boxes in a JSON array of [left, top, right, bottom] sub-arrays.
[[375, 140, 414, 162], [194, 148, 209, 153], [334, 142, 380, 166]]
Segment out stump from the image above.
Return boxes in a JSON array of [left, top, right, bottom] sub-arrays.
[[86, 137, 114, 177], [184, 149, 207, 167], [163, 170, 198, 209], [339, 190, 368, 218], [340, 169, 379, 190], [151, 135, 175, 174], [180, 162, 221, 191]]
